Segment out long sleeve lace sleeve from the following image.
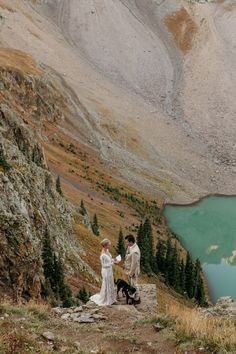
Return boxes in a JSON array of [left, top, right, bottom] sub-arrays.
[[101, 254, 113, 268]]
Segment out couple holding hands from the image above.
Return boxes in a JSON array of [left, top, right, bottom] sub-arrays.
[[90, 234, 141, 306]]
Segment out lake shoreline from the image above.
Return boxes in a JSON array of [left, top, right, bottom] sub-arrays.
[[164, 193, 236, 208], [163, 195, 236, 303]]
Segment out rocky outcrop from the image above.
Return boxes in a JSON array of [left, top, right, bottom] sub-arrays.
[[0, 67, 98, 301], [201, 297, 236, 319], [50, 284, 157, 324], [135, 284, 157, 313], [52, 304, 108, 323]]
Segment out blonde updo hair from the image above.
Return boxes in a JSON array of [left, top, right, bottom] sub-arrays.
[[101, 238, 111, 247]]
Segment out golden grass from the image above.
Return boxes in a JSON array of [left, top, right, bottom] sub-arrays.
[[0, 48, 42, 76], [165, 303, 236, 353], [0, 301, 50, 318], [74, 223, 102, 274], [0, 301, 52, 354]]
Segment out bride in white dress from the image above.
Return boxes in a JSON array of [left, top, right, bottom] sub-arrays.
[[90, 238, 117, 306]]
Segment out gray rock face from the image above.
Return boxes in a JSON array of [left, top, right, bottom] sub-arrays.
[[135, 284, 157, 313], [75, 315, 95, 323], [0, 68, 98, 300], [201, 296, 236, 319], [42, 331, 55, 341]]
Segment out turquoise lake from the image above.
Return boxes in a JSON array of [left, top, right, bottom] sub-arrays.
[[164, 196, 236, 303]]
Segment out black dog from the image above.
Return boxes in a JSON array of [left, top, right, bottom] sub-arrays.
[[115, 279, 137, 304]]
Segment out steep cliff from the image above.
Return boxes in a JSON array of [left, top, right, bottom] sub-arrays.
[[0, 52, 98, 301]]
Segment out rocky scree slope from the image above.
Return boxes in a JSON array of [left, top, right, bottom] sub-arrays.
[[21, 0, 236, 202], [0, 63, 98, 301]]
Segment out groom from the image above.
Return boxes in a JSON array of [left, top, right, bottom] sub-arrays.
[[124, 234, 141, 303]]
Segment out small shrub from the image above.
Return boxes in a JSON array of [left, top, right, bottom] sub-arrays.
[[76, 287, 90, 303], [91, 214, 100, 236], [67, 143, 76, 154]]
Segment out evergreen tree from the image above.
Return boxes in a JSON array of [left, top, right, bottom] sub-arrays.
[[137, 222, 144, 254], [91, 213, 100, 236], [60, 283, 74, 307], [193, 259, 206, 306], [53, 254, 64, 298], [137, 221, 152, 274], [143, 218, 154, 266], [77, 287, 89, 302], [56, 175, 63, 195], [42, 229, 73, 307], [155, 239, 167, 274], [185, 252, 194, 298], [167, 244, 180, 289], [42, 228, 55, 286], [54, 254, 74, 307], [79, 199, 87, 216], [195, 277, 206, 306], [42, 278, 55, 303], [179, 259, 186, 294], [116, 229, 126, 258], [164, 238, 172, 279]]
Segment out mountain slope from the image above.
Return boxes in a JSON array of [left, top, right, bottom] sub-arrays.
[[0, 0, 235, 202], [0, 51, 99, 299]]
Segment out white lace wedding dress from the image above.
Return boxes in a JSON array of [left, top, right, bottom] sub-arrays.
[[90, 251, 116, 306]]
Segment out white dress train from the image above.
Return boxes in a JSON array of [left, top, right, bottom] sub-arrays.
[[90, 251, 116, 306]]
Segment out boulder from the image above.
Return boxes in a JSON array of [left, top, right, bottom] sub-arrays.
[[42, 331, 55, 341]]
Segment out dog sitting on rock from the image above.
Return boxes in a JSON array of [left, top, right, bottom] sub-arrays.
[[114, 279, 138, 304]]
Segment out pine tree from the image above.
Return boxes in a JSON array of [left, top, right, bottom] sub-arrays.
[[143, 218, 154, 267], [79, 199, 87, 216], [42, 228, 55, 287], [60, 283, 74, 307], [77, 287, 89, 302], [193, 259, 206, 306], [185, 252, 194, 298], [116, 229, 126, 258], [54, 254, 74, 307], [167, 244, 180, 289], [155, 239, 167, 274], [195, 277, 206, 306], [42, 229, 73, 307], [53, 254, 63, 298], [91, 213, 100, 236], [164, 238, 172, 279], [56, 175, 63, 195], [137, 222, 144, 254], [137, 219, 152, 275], [42, 278, 55, 302], [179, 259, 186, 294]]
